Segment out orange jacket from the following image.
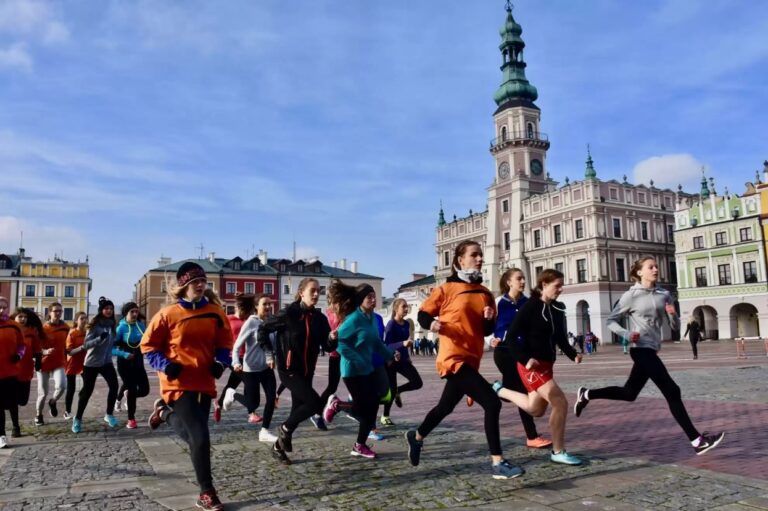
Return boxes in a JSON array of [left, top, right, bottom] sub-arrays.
[[19, 328, 42, 382], [65, 328, 86, 375], [141, 302, 233, 404], [420, 281, 496, 378], [0, 319, 25, 379], [41, 321, 69, 372]]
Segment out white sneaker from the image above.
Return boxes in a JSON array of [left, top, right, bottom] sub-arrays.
[[259, 428, 278, 443], [114, 399, 122, 413], [0, 436, 7, 449], [222, 388, 236, 411]]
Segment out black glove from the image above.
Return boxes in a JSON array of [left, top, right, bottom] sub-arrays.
[[11, 353, 21, 363], [210, 361, 225, 379], [164, 362, 183, 380], [34, 354, 42, 372]]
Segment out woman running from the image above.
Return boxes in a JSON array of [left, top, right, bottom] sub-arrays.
[[0, 297, 25, 448], [225, 294, 279, 443], [491, 268, 552, 449], [9, 308, 43, 437], [322, 282, 397, 458], [683, 317, 702, 360], [142, 262, 233, 511], [72, 297, 121, 433], [64, 312, 87, 419], [404, 241, 524, 479], [380, 298, 422, 427], [257, 277, 333, 466], [37, 302, 69, 426], [215, 294, 255, 423], [309, 308, 342, 431], [492, 269, 583, 465], [573, 256, 724, 455], [114, 302, 150, 429]]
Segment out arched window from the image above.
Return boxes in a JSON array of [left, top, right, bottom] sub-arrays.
[[527, 122, 534, 139], [500, 126, 508, 141]]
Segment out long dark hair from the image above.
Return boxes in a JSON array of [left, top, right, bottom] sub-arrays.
[[327, 279, 358, 321], [499, 267, 523, 296], [449, 241, 482, 278], [630, 256, 656, 283], [13, 308, 45, 340], [530, 269, 564, 299], [87, 297, 117, 332]]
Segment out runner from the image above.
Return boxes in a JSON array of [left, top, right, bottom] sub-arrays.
[[490, 268, 552, 449], [9, 308, 43, 437], [114, 302, 150, 429], [322, 282, 398, 458], [64, 312, 87, 419], [37, 302, 69, 426], [215, 294, 255, 423], [309, 308, 342, 431], [0, 297, 25, 448], [683, 317, 702, 360], [257, 277, 333, 466], [142, 261, 233, 511], [573, 256, 725, 455], [380, 298, 422, 427], [404, 241, 524, 479], [224, 294, 279, 443], [491, 269, 584, 465], [72, 297, 121, 433]]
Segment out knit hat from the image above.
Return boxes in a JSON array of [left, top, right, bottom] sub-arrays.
[[121, 301, 139, 318], [98, 296, 114, 314], [354, 284, 375, 307], [176, 262, 207, 287]]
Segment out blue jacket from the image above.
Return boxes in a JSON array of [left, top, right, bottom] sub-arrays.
[[336, 309, 394, 378], [494, 294, 528, 343], [115, 319, 145, 359]]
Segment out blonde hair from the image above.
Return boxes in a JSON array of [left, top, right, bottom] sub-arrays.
[[391, 298, 408, 319], [168, 281, 223, 308], [294, 278, 319, 301]]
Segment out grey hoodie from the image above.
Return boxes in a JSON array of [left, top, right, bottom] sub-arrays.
[[232, 315, 277, 372], [606, 283, 679, 351], [83, 319, 117, 368]]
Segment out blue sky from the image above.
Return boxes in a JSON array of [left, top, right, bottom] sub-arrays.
[[1, 0, 766, 303]]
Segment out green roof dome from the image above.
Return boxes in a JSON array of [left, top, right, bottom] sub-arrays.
[[493, 4, 539, 107]]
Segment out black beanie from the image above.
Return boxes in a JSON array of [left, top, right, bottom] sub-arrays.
[[176, 262, 207, 287], [98, 296, 114, 314], [121, 301, 139, 318], [354, 284, 375, 307]]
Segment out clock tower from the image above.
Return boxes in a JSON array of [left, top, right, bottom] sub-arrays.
[[485, 1, 551, 292]]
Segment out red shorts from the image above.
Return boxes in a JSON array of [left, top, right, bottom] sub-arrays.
[[517, 361, 554, 393]]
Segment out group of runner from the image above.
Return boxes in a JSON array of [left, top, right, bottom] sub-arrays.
[[0, 245, 725, 510]]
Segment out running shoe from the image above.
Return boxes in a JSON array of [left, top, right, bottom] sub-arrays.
[[380, 416, 395, 427], [405, 430, 422, 466], [259, 428, 278, 443], [271, 442, 292, 465], [574, 387, 588, 417], [63, 411, 72, 420], [212, 404, 221, 423], [148, 399, 170, 430], [278, 425, 293, 452], [222, 388, 236, 411], [351, 443, 376, 459], [0, 436, 7, 449], [550, 450, 583, 465], [492, 380, 504, 394], [248, 413, 263, 425], [48, 398, 58, 418], [394, 392, 402, 408], [368, 429, 384, 441], [196, 488, 224, 511], [104, 414, 120, 428], [34, 415, 44, 427], [466, 397, 474, 407], [71, 418, 82, 434], [323, 394, 340, 424], [526, 436, 553, 449], [126, 419, 138, 430], [694, 432, 724, 455], [114, 398, 123, 413], [310, 414, 327, 431], [11, 426, 21, 438], [491, 459, 525, 479]]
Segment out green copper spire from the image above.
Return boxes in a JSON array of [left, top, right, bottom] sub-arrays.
[[493, 2, 539, 109], [584, 144, 597, 180], [699, 169, 710, 199], [438, 201, 446, 227]]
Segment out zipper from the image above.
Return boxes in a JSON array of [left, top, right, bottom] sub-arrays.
[[304, 313, 310, 377]]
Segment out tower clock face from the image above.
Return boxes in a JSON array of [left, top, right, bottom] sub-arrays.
[[498, 161, 510, 179], [530, 158, 543, 176]]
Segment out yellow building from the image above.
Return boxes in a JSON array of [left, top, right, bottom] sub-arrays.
[[16, 251, 92, 322]]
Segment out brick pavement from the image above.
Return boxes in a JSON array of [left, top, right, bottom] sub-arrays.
[[1, 339, 766, 510]]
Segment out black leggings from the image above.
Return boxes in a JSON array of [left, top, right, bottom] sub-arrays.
[[690, 340, 699, 358], [418, 364, 502, 456], [65, 374, 80, 414], [117, 356, 150, 420], [217, 369, 242, 408], [167, 392, 213, 493], [76, 364, 119, 420], [278, 371, 322, 432], [588, 347, 700, 441], [494, 348, 539, 440], [319, 356, 341, 406], [383, 360, 423, 416], [344, 373, 380, 445], [240, 369, 277, 428], [7, 380, 31, 430]]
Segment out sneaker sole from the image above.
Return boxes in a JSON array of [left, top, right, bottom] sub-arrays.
[[405, 431, 421, 466], [492, 471, 524, 480], [350, 451, 376, 459], [696, 433, 725, 455], [551, 457, 583, 466]]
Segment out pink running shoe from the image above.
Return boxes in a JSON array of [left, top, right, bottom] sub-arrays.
[[323, 395, 340, 424], [248, 413, 263, 424], [126, 419, 138, 430], [351, 443, 376, 459]]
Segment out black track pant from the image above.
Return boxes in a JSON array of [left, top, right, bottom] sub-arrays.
[[76, 364, 118, 420], [417, 364, 503, 456], [278, 371, 322, 432], [344, 373, 380, 445], [588, 347, 700, 441], [318, 356, 341, 406], [383, 360, 423, 416], [494, 348, 540, 440], [65, 374, 80, 414], [690, 340, 699, 358], [167, 392, 213, 493], [8, 380, 31, 429], [240, 369, 277, 428], [116, 356, 150, 420], [217, 370, 242, 408]]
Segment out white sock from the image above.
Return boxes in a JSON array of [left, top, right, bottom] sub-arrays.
[[691, 436, 702, 447], [584, 389, 590, 400]]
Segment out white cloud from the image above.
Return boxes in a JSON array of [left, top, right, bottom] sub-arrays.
[[0, 216, 88, 260], [0, 43, 32, 71], [632, 154, 706, 191]]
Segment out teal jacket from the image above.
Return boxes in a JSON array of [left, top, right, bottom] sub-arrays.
[[336, 308, 394, 378]]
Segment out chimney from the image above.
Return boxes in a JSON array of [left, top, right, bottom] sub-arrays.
[[208, 252, 216, 263], [331, 261, 337, 268], [157, 256, 172, 266], [412, 273, 426, 281], [18, 247, 25, 259], [350, 261, 358, 273], [258, 249, 268, 265], [340, 258, 347, 270]]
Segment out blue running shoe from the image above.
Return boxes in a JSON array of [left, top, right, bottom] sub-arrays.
[[492, 459, 525, 479], [550, 450, 582, 465], [368, 430, 384, 441], [492, 380, 504, 394], [72, 418, 82, 434], [104, 414, 120, 428]]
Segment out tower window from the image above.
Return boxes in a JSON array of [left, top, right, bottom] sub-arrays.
[[502, 200, 509, 213], [527, 123, 534, 139], [500, 126, 508, 141]]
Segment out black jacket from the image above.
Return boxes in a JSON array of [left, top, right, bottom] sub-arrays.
[[504, 295, 578, 365], [258, 300, 333, 378]]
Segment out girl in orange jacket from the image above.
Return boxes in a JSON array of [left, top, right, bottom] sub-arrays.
[[8, 308, 43, 439], [64, 312, 87, 419], [37, 302, 69, 425], [141, 262, 233, 511], [0, 296, 25, 448]]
